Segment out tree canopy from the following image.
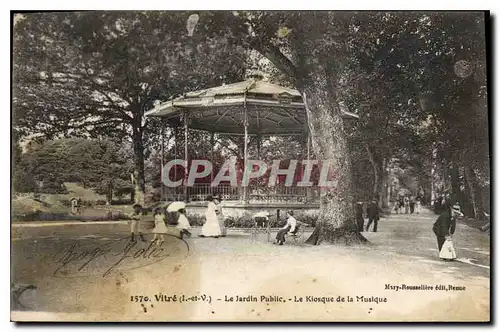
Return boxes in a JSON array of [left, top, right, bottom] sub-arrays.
[[12, 11, 490, 243]]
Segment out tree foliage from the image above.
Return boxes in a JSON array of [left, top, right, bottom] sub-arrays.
[[14, 138, 134, 202], [13, 11, 246, 203]]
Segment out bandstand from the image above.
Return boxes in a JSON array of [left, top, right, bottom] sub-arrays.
[[145, 79, 358, 211]]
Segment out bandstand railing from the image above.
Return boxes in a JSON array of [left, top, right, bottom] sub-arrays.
[[163, 184, 320, 203]]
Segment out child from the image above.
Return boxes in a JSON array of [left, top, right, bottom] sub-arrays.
[[393, 200, 400, 214], [152, 207, 168, 245], [176, 208, 192, 238], [129, 204, 146, 242], [215, 197, 227, 237]]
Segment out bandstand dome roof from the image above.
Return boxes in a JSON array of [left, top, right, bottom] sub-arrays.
[[145, 79, 359, 135]]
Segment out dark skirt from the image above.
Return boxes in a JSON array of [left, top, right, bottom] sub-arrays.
[[276, 225, 291, 243]]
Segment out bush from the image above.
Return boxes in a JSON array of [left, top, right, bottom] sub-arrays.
[[186, 214, 205, 227], [111, 199, 133, 205], [61, 199, 110, 207], [13, 211, 80, 222], [224, 215, 255, 228]]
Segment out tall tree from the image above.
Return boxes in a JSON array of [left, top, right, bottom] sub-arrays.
[[200, 12, 374, 243], [13, 11, 246, 204]]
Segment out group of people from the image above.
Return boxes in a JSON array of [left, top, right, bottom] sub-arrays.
[[394, 195, 421, 214], [127, 195, 227, 242], [126, 191, 465, 261], [128, 203, 192, 243], [355, 199, 380, 233]]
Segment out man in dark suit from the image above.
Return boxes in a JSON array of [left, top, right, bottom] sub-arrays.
[[432, 203, 463, 251], [355, 202, 364, 233], [365, 199, 380, 232]]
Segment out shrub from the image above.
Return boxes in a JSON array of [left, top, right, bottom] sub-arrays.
[[111, 199, 133, 205], [186, 214, 205, 227], [224, 215, 255, 228]]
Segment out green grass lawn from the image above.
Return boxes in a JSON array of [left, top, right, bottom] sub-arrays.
[[12, 182, 134, 221]]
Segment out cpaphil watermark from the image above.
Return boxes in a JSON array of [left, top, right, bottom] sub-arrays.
[[162, 159, 338, 188]]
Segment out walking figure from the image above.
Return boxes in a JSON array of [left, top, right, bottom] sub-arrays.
[[409, 195, 415, 214], [366, 199, 380, 232], [404, 195, 410, 214], [176, 208, 192, 238], [432, 203, 463, 254], [415, 196, 421, 214]]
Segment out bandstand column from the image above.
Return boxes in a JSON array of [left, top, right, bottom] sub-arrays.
[[256, 134, 261, 160], [184, 112, 189, 202], [173, 127, 178, 200], [243, 107, 249, 203], [160, 121, 165, 201], [306, 130, 311, 200], [210, 131, 215, 195]]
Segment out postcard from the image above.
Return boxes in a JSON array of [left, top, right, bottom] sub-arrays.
[[11, 10, 490, 322]]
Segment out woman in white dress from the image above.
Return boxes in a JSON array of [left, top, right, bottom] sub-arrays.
[[200, 196, 222, 238]]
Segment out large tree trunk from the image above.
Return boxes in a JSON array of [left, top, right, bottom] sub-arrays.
[[450, 163, 461, 207], [106, 180, 113, 205], [253, 13, 365, 245], [365, 145, 379, 200], [298, 67, 359, 245], [381, 158, 389, 208], [132, 125, 146, 205], [464, 166, 479, 219]]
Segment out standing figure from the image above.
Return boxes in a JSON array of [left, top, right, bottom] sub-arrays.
[[443, 192, 452, 213], [432, 203, 463, 254], [393, 200, 400, 214], [409, 196, 415, 214], [404, 195, 410, 214], [366, 200, 380, 232], [415, 196, 422, 214], [129, 204, 146, 242], [70, 197, 79, 215], [176, 208, 192, 238], [215, 197, 227, 237], [275, 210, 297, 245], [152, 207, 168, 245], [434, 195, 443, 214], [355, 202, 365, 232], [199, 196, 222, 238], [77, 198, 83, 215]]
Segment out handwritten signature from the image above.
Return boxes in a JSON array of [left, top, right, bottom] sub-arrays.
[[50, 234, 189, 278]]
